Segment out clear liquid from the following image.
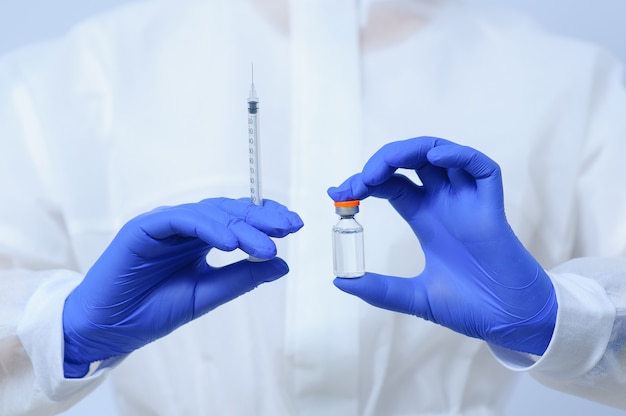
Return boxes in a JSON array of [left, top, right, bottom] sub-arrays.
[[333, 219, 365, 278]]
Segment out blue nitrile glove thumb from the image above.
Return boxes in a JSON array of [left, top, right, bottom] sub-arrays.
[[63, 197, 303, 378], [328, 137, 557, 356]]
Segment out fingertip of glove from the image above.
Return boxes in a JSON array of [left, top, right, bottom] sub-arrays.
[[333, 277, 346, 290], [328, 175, 369, 201], [425, 144, 454, 164], [290, 213, 305, 231], [327, 186, 340, 199], [333, 276, 360, 293], [250, 257, 290, 283]]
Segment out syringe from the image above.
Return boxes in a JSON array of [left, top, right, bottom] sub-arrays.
[[247, 66, 267, 262], [247, 65, 263, 207]]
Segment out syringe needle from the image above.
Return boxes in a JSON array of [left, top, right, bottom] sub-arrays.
[[248, 63, 258, 103]]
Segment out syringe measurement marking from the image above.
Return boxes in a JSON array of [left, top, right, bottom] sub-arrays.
[[247, 63, 262, 208], [248, 112, 261, 205]]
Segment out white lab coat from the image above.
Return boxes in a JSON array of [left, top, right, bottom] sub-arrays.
[[2, 0, 626, 415]]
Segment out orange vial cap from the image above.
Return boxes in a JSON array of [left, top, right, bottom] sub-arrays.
[[334, 200, 360, 208]]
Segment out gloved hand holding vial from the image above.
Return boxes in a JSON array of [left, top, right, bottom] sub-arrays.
[[328, 137, 557, 356]]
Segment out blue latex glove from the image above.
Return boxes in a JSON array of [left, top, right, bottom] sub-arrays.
[[63, 197, 303, 378], [328, 137, 557, 356]]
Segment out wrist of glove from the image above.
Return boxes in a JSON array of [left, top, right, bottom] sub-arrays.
[[63, 197, 303, 377], [328, 137, 557, 355]]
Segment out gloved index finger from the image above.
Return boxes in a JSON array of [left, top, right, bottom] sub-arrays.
[[362, 136, 452, 186], [133, 205, 239, 252], [426, 144, 503, 197], [327, 173, 371, 202]]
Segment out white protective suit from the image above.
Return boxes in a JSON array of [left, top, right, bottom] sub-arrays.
[[2, 0, 626, 415]]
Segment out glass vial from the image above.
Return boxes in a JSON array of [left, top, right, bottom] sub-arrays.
[[332, 200, 365, 278]]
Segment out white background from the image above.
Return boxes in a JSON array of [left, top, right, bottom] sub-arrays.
[[2, 1, 626, 415]]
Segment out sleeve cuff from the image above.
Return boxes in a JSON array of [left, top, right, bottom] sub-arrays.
[[16, 270, 124, 402], [489, 270, 615, 377]]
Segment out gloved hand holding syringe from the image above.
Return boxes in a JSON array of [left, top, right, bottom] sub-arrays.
[[61, 67, 303, 378]]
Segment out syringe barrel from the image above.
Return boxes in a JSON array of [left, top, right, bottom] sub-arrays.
[[248, 106, 262, 206]]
